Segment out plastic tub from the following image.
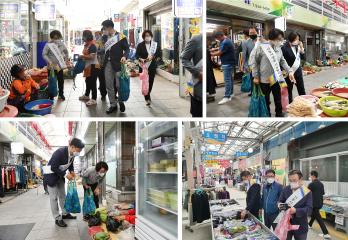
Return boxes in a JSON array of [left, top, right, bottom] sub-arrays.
[[311, 88, 332, 98], [0, 90, 10, 112], [332, 88, 348, 99], [24, 99, 54, 115], [319, 96, 348, 117]]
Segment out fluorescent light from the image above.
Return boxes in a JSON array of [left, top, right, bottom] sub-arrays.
[[11, 142, 24, 155]]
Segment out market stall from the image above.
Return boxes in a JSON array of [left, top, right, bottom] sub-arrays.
[[321, 195, 348, 234]]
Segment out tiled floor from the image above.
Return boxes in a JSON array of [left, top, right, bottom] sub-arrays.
[[51, 74, 191, 118], [182, 187, 345, 240], [207, 64, 348, 117]]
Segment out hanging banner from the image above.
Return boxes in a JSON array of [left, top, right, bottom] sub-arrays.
[[0, 3, 19, 20], [174, 0, 203, 18], [203, 131, 227, 144], [235, 151, 249, 158], [35, 1, 56, 21], [203, 151, 219, 157]]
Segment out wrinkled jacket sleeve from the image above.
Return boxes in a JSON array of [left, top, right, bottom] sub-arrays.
[[68, 158, 74, 173], [180, 36, 201, 78], [251, 46, 261, 79], [246, 184, 261, 212], [241, 41, 248, 70], [280, 51, 291, 73], [122, 38, 130, 58], [295, 192, 313, 218], [50, 150, 65, 177], [42, 44, 51, 63]]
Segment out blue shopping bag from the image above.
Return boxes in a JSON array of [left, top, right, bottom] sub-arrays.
[[241, 73, 251, 93], [119, 64, 130, 102], [48, 69, 58, 97], [73, 58, 85, 76], [83, 188, 96, 216], [64, 180, 81, 213], [248, 84, 269, 117]]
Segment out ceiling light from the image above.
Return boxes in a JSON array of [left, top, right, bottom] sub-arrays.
[[247, 148, 253, 153]]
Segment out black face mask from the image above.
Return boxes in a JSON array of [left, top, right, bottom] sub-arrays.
[[250, 35, 257, 40]]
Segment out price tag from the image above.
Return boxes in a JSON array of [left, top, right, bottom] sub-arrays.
[[335, 214, 345, 226]]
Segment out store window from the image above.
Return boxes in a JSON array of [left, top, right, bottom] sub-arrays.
[[311, 156, 336, 181], [301, 160, 310, 180], [339, 155, 348, 182], [0, 1, 30, 59], [104, 124, 117, 188]]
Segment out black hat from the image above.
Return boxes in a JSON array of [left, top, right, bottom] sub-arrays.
[[10, 64, 25, 78]]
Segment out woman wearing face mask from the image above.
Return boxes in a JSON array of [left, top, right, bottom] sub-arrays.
[[251, 28, 295, 117], [278, 170, 313, 240], [136, 30, 162, 106], [281, 32, 306, 103], [82, 161, 109, 220], [42, 30, 70, 101]]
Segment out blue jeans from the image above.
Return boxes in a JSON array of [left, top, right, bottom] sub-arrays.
[[221, 64, 233, 98]]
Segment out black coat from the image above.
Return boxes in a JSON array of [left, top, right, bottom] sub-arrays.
[[191, 191, 210, 223], [135, 41, 161, 72], [246, 183, 261, 216], [46, 147, 74, 187], [308, 179, 325, 209], [281, 42, 305, 78], [103, 32, 130, 72]]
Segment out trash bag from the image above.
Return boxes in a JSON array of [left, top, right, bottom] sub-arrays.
[[88, 212, 102, 227], [281, 87, 289, 111], [106, 216, 121, 232], [64, 180, 81, 213], [139, 63, 149, 96], [241, 73, 251, 93], [248, 84, 269, 117], [83, 188, 96, 216], [119, 64, 130, 102], [48, 69, 58, 97], [73, 58, 85, 76]]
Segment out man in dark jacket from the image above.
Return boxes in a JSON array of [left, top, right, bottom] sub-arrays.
[[308, 170, 330, 239], [279, 170, 313, 240], [260, 169, 283, 230], [240, 170, 261, 218], [101, 20, 130, 114], [45, 138, 85, 227]]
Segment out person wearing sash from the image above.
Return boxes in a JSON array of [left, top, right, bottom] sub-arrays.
[[278, 170, 313, 240], [281, 32, 306, 103], [45, 138, 85, 227], [101, 20, 130, 114], [78, 30, 99, 106], [42, 30, 70, 101], [251, 28, 295, 117], [136, 30, 161, 106], [240, 170, 261, 219]]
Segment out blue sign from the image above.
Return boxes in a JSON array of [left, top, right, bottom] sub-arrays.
[[174, 0, 203, 18], [203, 131, 227, 144], [235, 152, 249, 157], [203, 151, 219, 156]]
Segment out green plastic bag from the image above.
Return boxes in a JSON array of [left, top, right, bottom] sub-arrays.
[[64, 180, 81, 213]]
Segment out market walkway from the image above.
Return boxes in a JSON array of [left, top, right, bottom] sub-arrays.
[[0, 185, 89, 240], [51, 74, 191, 117], [207, 64, 348, 117], [182, 187, 347, 240]]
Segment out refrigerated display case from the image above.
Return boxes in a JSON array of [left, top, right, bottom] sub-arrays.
[[135, 122, 178, 240]]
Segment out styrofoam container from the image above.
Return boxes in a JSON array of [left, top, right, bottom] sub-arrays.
[[0, 90, 10, 112]]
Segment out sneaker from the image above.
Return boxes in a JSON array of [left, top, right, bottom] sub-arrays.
[[319, 234, 331, 239], [79, 95, 90, 101], [62, 213, 77, 220], [119, 102, 125, 112], [308, 225, 312, 229], [146, 100, 151, 106], [55, 219, 67, 227], [207, 93, 216, 98], [58, 95, 65, 101], [218, 97, 231, 105], [86, 99, 97, 106]]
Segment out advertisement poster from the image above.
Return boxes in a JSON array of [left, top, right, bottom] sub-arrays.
[[203, 131, 227, 144], [0, 3, 19, 20]]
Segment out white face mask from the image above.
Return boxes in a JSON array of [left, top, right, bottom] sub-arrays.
[[272, 40, 282, 48], [73, 152, 80, 157], [290, 182, 300, 189], [243, 180, 249, 184], [292, 40, 299, 46], [145, 36, 152, 42], [267, 178, 275, 184], [99, 172, 105, 177]]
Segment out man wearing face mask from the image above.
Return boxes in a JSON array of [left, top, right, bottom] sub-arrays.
[[240, 170, 261, 219], [278, 170, 313, 240], [81, 161, 109, 220], [44, 138, 85, 227], [242, 27, 258, 96], [101, 20, 130, 114], [251, 28, 295, 117], [281, 32, 306, 103], [260, 169, 283, 230]]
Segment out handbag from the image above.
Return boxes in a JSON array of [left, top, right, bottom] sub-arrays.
[[48, 69, 58, 97], [139, 63, 149, 96], [64, 180, 81, 213], [241, 73, 251, 93], [83, 188, 96, 216], [248, 84, 269, 117], [119, 64, 130, 101]]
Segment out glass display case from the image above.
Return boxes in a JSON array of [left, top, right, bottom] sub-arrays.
[[136, 122, 178, 240]]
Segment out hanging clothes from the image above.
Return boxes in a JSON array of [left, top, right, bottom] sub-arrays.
[[11, 168, 16, 188], [1, 167, 4, 187], [0, 167, 3, 197], [15, 166, 20, 183], [191, 190, 210, 223]]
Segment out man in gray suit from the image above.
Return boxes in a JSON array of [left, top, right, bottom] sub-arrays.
[[180, 34, 202, 117]]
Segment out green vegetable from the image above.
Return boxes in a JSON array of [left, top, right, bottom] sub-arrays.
[[95, 207, 107, 215], [100, 213, 107, 223], [94, 232, 110, 240]]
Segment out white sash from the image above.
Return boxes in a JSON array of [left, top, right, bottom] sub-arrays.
[[43, 157, 74, 175], [47, 43, 67, 69], [105, 34, 120, 53], [145, 41, 158, 69], [290, 47, 301, 73], [260, 43, 284, 83]]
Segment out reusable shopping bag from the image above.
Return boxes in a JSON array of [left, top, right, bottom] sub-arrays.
[[73, 58, 85, 76], [119, 64, 130, 102], [241, 73, 251, 93], [83, 188, 96, 216], [281, 87, 289, 111], [48, 69, 58, 97], [248, 84, 269, 117], [139, 63, 149, 96], [64, 180, 81, 213], [274, 209, 300, 240]]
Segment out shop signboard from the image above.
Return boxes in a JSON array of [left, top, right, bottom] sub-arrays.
[[335, 214, 344, 226], [114, 14, 120, 22], [35, 1, 56, 21], [203, 131, 227, 144], [203, 151, 219, 157], [0, 3, 19, 20], [235, 151, 248, 158], [174, 0, 203, 18], [275, 17, 286, 31]]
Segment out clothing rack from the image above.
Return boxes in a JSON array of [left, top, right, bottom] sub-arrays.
[[0, 164, 28, 196]]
